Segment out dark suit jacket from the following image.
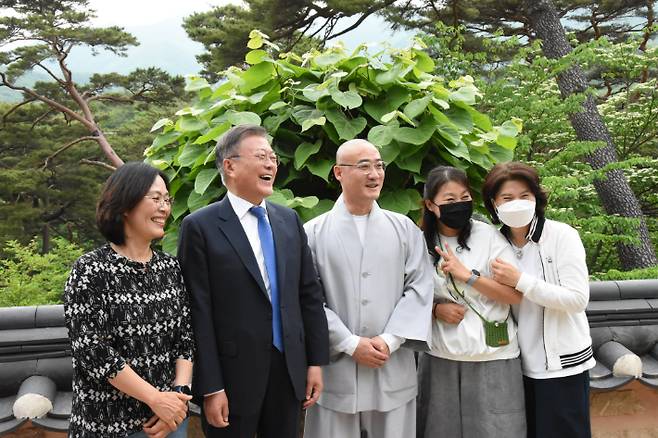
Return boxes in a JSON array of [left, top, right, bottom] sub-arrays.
[[177, 196, 329, 415]]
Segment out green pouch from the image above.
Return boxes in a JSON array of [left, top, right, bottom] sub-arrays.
[[483, 319, 509, 347]]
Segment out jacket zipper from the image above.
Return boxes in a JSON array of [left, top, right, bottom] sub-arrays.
[[539, 246, 549, 370]]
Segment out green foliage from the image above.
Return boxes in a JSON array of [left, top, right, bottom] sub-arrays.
[[147, 33, 520, 254], [0, 237, 84, 307], [420, 26, 658, 275], [0, 100, 181, 253], [592, 265, 658, 281]]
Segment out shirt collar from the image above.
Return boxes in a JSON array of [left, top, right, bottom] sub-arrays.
[[226, 190, 267, 220], [500, 215, 546, 244]]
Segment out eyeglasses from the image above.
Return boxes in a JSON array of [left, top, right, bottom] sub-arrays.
[[144, 195, 173, 208], [336, 160, 386, 174], [227, 152, 280, 166]]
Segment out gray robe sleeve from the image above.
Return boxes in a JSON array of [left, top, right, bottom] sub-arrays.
[[382, 220, 434, 351]]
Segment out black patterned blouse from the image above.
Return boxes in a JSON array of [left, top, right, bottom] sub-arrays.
[[63, 244, 196, 437]]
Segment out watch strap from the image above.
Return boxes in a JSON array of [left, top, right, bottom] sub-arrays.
[[466, 269, 480, 286]]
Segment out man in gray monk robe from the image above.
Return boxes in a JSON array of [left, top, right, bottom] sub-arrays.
[[303, 139, 434, 438]]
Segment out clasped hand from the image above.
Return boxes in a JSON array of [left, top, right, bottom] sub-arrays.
[[490, 257, 521, 288], [353, 336, 390, 368], [144, 390, 191, 437]]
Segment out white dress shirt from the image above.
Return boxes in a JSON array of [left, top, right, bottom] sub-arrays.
[[226, 190, 272, 299]]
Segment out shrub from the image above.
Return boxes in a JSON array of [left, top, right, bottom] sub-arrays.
[[0, 238, 84, 307]]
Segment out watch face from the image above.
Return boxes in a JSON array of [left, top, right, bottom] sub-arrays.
[[472, 269, 480, 276], [175, 385, 192, 396]]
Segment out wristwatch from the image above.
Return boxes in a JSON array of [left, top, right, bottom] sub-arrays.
[[173, 384, 192, 396], [466, 269, 480, 286]]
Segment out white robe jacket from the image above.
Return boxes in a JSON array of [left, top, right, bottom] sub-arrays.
[[304, 196, 434, 413]]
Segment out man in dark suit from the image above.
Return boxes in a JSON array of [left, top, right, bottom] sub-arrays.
[[177, 124, 329, 438]]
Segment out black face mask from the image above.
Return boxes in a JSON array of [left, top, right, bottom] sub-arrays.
[[437, 200, 473, 230]]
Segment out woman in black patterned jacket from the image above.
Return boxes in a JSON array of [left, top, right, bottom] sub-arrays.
[[64, 162, 196, 438]]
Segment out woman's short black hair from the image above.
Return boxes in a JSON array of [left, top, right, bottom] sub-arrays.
[[482, 161, 548, 224], [421, 166, 473, 264], [96, 162, 169, 245]]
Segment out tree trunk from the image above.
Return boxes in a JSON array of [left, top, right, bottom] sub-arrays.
[[524, 0, 657, 270]]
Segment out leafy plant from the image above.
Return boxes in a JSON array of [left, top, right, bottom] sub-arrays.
[[147, 31, 520, 254], [0, 238, 84, 307]]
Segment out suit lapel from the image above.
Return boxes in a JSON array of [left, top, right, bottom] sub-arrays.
[[216, 197, 268, 298], [266, 202, 288, 294]]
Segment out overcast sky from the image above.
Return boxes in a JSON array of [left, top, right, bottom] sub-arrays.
[[87, 0, 239, 27]]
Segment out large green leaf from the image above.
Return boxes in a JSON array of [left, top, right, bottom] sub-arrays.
[[151, 118, 173, 133], [263, 110, 291, 134], [378, 141, 402, 163], [449, 85, 479, 105], [188, 186, 225, 212], [330, 87, 362, 109], [313, 52, 342, 68], [298, 199, 334, 222], [394, 148, 425, 173], [268, 189, 320, 209], [363, 86, 410, 123], [194, 122, 231, 145], [227, 111, 262, 126], [245, 49, 268, 65], [240, 62, 274, 93], [306, 159, 334, 182], [325, 109, 367, 140], [378, 189, 411, 214], [151, 131, 181, 149], [292, 106, 326, 132], [185, 76, 211, 92], [194, 168, 219, 194], [413, 49, 435, 73], [392, 117, 435, 145], [403, 95, 431, 120], [178, 144, 209, 167], [444, 106, 474, 134], [302, 83, 331, 102], [368, 124, 395, 147], [294, 141, 322, 169], [375, 63, 405, 85], [161, 227, 179, 255], [177, 116, 208, 133]]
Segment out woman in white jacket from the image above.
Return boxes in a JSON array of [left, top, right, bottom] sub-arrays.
[[416, 166, 526, 438], [483, 162, 595, 438]]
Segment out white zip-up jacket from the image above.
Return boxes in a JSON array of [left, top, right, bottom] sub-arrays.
[[510, 218, 594, 371]]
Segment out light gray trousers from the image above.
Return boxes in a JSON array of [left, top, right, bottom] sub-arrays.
[[304, 398, 416, 438]]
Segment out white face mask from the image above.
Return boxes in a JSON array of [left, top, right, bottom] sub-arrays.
[[495, 199, 536, 228]]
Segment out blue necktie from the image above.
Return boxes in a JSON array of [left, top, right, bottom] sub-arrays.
[[249, 206, 283, 352]]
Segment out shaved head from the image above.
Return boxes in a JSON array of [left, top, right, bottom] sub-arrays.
[[336, 139, 378, 163], [333, 139, 384, 214]]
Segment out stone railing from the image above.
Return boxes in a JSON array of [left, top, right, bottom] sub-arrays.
[[1, 279, 657, 435]]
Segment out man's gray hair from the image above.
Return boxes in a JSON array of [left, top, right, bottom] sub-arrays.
[[215, 124, 268, 183]]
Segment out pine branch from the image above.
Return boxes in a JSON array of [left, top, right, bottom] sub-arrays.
[[43, 136, 98, 170]]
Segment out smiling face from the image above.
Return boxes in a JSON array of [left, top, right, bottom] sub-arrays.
[[223, 134, 277, 205], [493, 179, 536, 207], [334, 140, 384, 207], [425, 180, 472, 218], [123, 175, 170, 243]]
